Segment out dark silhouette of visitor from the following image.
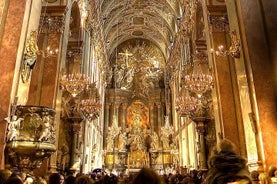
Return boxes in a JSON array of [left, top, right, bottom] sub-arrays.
[[205, 138, 253, 184], [132, 167, 162, 184]]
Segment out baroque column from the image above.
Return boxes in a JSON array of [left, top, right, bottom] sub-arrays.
[[0, 0, 33, 169], [104, 103, 110, 148], [203, 5, 243, 151], [69, 117, 83, 171], [27, 6, 65, 107], [121, 103, 127, 130], [157, 102, 162, 135], [149, 102, 155, 132]]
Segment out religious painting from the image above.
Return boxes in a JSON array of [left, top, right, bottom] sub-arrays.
[[126, 100, 149, 128]]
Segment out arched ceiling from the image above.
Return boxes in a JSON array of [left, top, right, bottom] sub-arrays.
[[100, 0, 182, 59]]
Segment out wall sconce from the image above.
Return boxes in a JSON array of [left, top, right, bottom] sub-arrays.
[[210, 30, 241, 59], [21, 30, 59, 83]]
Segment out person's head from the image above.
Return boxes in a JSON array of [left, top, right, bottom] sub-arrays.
[[132, 167, 162, 184], [24, 176, 34, 184], [250, 170, 259, 181], [48, 173, 63, 184], [75, 175, 94, 184], [268, 165, 276, 177], [259, 172, 273, 184], [0, 169, 11, 184], [5, 174, 23, 184], [217, 138, 236, 153], [64, 175, 75, 184]]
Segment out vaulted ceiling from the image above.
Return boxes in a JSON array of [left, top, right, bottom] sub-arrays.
[[100, 0, 182, 59]]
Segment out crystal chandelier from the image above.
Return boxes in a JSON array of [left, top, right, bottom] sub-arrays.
[[80, 98, 102, 121], [60, 73, 89, 97], [184, 52, 214, 95], [80, 84, 102, 121], [175, 89, 199, 115]]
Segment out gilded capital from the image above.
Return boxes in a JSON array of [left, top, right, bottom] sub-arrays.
[[39, 16, 65, 33], [208, 15, 229, 32]]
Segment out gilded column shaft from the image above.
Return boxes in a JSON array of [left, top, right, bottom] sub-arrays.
[[157, 103, 162, 136], [121, 103, 127, 130], [149, 103, 154, 132]]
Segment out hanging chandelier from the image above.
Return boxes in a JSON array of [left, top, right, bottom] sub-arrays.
[[184, 52, 214, 95], [79, 83, 102, 121], [175, 89, 199, 116], [60, 73, 89, 97], [80, 97, 102, 121]]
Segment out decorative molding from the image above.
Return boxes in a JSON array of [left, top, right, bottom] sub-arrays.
[[208, 15, 229, 32], [39, 16, 65, 33]]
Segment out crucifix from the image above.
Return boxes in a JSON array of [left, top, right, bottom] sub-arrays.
[[119, 49, 133, 67]]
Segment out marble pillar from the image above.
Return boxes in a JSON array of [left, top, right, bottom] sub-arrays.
[[194, 118, 207, 170], [27, 7, 65, 107], [234, 0, 277, 169], [205, 6, 241, 150], [0, 0, 28, 169], [69, 118, 83, 171]]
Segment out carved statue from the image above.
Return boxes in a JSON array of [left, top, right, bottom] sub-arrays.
[[106, 133, 114, 152], [121, 67, 135, 89], [118, 132, 127, 151], [114, 64, 125, 88], [151, 131, 159, 150], [5, 115, 24, 141], [161, 134, 170, 150], [61, 144, 70, 170], [38, 115, 52, 141]]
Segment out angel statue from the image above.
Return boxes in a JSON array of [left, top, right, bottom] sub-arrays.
[[151, 131, 159, 150], [38, 114, 53, 141], [118, 131, 127, 151], [5, 115, 24, 141]]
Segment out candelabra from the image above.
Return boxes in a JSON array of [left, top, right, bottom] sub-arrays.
[[210, 30, 241, 58], [60, 73, 89, 97]]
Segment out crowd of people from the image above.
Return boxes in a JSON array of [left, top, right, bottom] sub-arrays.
[[0, 139, 277, 184]]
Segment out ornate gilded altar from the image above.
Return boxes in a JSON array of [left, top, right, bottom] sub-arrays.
[[103, 97, 177, 173]]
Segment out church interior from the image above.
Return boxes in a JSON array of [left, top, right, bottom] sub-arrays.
[[0, 0, 276, 180]]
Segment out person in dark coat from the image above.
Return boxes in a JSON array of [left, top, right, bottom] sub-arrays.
[[132, 167, 163, 184], [205, 139, 253, 184]]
